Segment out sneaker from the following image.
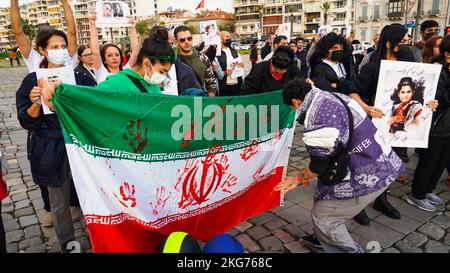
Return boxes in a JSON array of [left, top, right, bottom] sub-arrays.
[[406, 195, 436, 212], [425, 193, 444, 205], [70, 207, 83, 222], [299, 235, 323, 249], [42, 211, 53, 228]]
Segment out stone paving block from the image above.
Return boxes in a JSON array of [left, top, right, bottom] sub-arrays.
[[263, 218, 287, 231], [25, 244, 47, 253], [438, 191, 450, 203], [1, 213, 13, 221], [27, 189, 42, 200], [395, 241, 423, 253], [32, 198, 45, 211], [1, 204, 14, 213], [3, 219, 20, 233], [14, 207, 34, 218], [344, 219, 362, 232], [9, 187, 27, 196], [284, 241, 311, 253], [19, 215, 38, 228], [272, 229, 294, 243], [395, 203, 438, 223], [443, 234, 450, 246], [6, 178, 23, 186], [270, 200, 295, 214], [18, 237, 43, 250], [417, 223, 445, 241], [430, 215, 450, 230], [382, 247, 400, 253], [258, 236, 284, 252], [298, 198, 314, 210], [374, 215, 422, 235], [246, 226, 271, 241], [14, 199, 31, 210], [404, 232, 428, 247], [236, 233, 261, 252], [226, 228, 239, 237], [249, 212, 276, 226], [24, 225, 42, 239], [285, 186, 313, 204], [276, 205, 311, 227], [424, 240, 450, 253], [365, 206, 382, 219], [348, 233, 370, 252], [234, 221, 252, 232], [352, 221, 403, 248], [300, 222, 315, 235], [6, 230, 24, 243], [283, 224, 307, 239]]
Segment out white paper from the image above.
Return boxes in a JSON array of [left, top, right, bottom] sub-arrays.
[[276, 23, 291, 42], [372, 60, 442, 148], [231, 67, 244, 79], [199, 20, 220, 46], [352, 44, 363, 55], [96, 1, 131, 28], [36, 67, 76, 115]]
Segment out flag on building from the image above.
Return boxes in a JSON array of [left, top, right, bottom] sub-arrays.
[[52, 84, 296, 252], [195, 0, 205, 10]]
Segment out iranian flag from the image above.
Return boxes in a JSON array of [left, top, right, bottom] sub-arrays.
[[52, 84, 296, 253]]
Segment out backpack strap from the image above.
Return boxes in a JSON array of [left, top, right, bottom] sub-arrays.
[[125, 74, 148, 93]]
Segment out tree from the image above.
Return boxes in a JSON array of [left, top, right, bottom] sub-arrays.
[[288, 6, 297, 39], [22, 19, 37, 42], [320, 2, 331, 26], [136, 20, 150, 38]]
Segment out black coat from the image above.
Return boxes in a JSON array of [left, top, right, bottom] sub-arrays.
[[241, 60, 301, 95], [175, 58, 201, 94], [431, 61, 450, 137], [216, 47, 243, 90], [250, 46, 258, 63], [261, 43, 272, 60], [311, 61, 355, 95]]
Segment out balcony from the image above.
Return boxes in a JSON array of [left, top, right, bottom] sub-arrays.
[[388, 12, 403, 19], [305, 18, 320, 24], [373, 14, 380, 21], [359, 16, 368, 22], [428, 10, 439, 17]]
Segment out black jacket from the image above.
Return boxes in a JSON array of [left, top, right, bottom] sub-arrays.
[[311, 61, 355, 95], [250, 46, 258, 62], [241, 60, 301, 95], [175, 58, 201, 94], [75, 62, 97, 84], [431, 61, 450, 137], [261, 42, 272, 60], [16, 71, 96, 187]]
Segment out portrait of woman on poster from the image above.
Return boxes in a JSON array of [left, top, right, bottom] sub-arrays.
[[388, 77, 424, 135], [103, 3, 113, 17]]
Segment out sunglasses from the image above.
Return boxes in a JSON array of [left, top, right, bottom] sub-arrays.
[[149, 55, 176, 64], [178, 36, 193, 43]]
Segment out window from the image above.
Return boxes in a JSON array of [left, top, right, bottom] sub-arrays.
[[360, 29, 367, 41], [388, 0, 402, 15], [362, 5, 368, 18], [431, 0, 440, 14], [335, 12, 346, 21], [373, 5, 380, 19]]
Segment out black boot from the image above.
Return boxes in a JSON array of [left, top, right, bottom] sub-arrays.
[[353, 209, 370, 226], [372, 190, 401, 219]]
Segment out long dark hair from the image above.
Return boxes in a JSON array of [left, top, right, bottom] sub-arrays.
[[100, 43, 123, 72], [373, 24, 407, 64], [136, 27, 175, 66], [433, 35, 450, 63], [391, 76, 424, 105], [422, 35, 443, 63], [36, 27, 68, 68]]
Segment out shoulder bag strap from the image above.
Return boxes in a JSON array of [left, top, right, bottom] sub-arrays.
[[332, 93, 354, 153], [125, 74, 148, 93]]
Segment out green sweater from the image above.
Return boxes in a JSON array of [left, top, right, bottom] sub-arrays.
[[96, 68, 162, 94]]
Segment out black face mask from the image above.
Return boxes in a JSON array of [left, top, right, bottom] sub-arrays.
[[425, 32, 438, 41], [224, 39, 232, 47], [330, 50, 344, 62]]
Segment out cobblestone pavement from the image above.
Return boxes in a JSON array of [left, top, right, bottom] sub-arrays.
[[1, 63, 450, 253]]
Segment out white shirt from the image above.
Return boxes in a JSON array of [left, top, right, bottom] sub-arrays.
[[162, 64, 178, 96], [23, 48, 78, 73], [263, 52, 274, 62], [223, 47, 239, 85], [322, 59, 346, 79]]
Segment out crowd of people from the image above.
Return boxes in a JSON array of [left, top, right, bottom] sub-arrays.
[[0, 0, 449, 253]]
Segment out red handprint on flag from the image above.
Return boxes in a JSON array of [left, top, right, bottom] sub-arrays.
[[149, 186, 172, 215], [114, 181, 137, 208], [122, 119, 149, 153]]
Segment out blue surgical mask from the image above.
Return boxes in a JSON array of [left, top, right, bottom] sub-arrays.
[[47, 48, 69, 65]]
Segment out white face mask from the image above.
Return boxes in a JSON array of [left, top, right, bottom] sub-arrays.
[[47, 48, 69, 65], [144, 62, 167, 85]]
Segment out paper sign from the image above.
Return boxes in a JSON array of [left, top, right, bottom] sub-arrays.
[[36, 66, 76, 115], [96, 1, 131, 28]]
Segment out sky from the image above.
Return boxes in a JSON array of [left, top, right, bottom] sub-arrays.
[[0, 0, 234, 12]]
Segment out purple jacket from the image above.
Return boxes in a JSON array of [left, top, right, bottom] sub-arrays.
[[297, 88, 404, 201]]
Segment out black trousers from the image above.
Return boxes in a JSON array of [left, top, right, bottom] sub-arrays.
[[39, 178, 80, 212], [0, 201, 6, 253], [412, 136, 450, 199], [220, 84, 241, 97]]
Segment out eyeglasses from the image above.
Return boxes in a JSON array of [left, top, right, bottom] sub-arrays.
[[82, 53, 93, 57], [149, 55, 176, 64], [178, 36, 193, 43]]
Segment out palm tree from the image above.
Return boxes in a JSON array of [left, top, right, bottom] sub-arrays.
[[320, 2, 331, 26], [22, 19, 37, 42], [288, 6, 297, 39]]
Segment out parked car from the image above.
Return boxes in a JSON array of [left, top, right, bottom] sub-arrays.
[[240, 44, 251, 50]]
